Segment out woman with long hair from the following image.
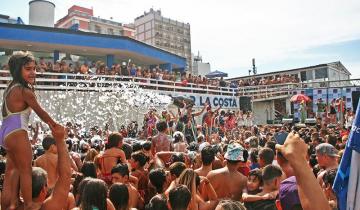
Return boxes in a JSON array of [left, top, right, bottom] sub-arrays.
[[75, 178, 115, 210], [109, 183, 130, 210], [1, 52, 59, 210]]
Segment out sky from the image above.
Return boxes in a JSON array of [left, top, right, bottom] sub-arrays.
[[1, 0, 360, 78]]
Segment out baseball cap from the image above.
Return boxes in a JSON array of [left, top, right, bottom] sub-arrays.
[[315, 143, 339, 157], [224, 143, 244, 161], [279, 176, 301, 210]]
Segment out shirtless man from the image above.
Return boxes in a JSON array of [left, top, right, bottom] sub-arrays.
[[15, 124, 72, 210], [207, 143, 247, 200], [34, 136, 58, 188], [151, 121, 172, 155], [195, 145, 215, 177], [111, 163, 144, 209]]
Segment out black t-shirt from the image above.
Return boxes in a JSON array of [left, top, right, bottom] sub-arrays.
[[121, 66, 129, 76], [245, 199, 277, 210]]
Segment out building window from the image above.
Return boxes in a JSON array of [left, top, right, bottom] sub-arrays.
[[107, 28, 114, 35], [315, 68, 328, 79], [72, 19, 80, 25], [300, 71, 306, 81], [95, 25, 101, 33]]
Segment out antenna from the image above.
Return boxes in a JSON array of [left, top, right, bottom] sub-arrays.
[[252, 58, 257, 74]]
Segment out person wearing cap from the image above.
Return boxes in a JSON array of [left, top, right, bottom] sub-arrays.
[[207, 143, 247, 200], [315, 143, 339, 185]]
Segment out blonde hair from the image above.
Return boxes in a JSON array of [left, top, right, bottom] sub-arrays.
[[84, 148, 99, 162], [177, 168, 196, 194]]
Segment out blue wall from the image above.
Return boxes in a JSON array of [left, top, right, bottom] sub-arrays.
[[0, 24, 186, 69]]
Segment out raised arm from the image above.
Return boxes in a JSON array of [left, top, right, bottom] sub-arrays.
[[22, 88, 57, 128], [42, 125, 72, 210], [275, 132, 331, 210], [193, 103, 208, 117]]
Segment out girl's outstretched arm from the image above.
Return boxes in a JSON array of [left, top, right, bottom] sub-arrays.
[[22, 88, 57, 128]]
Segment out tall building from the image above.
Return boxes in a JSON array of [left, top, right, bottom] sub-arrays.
[[55, 5, 135, 38], [134, 9, 191, 71]]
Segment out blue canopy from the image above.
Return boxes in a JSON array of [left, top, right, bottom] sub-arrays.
[[205, 70, 228, 78]]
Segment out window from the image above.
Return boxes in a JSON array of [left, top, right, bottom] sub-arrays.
[[300, 71, 306, 81], [107, 28, 114, 35], [72, 19, 80, 25], [95, 25, 101, 33], [315, 68, 328, 79], [306, 71, 313, 81]]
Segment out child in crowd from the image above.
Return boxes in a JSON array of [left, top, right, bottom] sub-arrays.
[[242, 169, 263, 202], [0, 52, 58, 210], [243, 166, 282, 210]]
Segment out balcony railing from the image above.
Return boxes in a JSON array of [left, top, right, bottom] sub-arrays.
[[0, 70, 237, 96], [1, 70, 359, 100]]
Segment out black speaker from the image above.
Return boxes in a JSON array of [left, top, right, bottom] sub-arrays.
[[239, 96, 252, 112], [352, 91, 360, 111]]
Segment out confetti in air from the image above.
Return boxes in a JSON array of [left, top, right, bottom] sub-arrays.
[[25, 79, 172, 130]]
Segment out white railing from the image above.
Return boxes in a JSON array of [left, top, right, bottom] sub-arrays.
[[1, 70, 359, 99], [0, 70, 237, 96]]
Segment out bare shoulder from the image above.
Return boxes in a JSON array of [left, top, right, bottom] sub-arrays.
[[207, 167, 225, 179]]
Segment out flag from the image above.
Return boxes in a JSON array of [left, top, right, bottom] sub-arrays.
[[333, 99, 360, 210]]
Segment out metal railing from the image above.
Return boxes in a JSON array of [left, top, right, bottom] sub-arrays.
[[0, 70, 237, 96], [1, 70, 359, 99]]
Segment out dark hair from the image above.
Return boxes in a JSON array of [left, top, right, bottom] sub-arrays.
[[262, 165, 282, 184], [111, 163, 129, 177], [259, 148, 274, 166], [327, 135, 337, 147], [201, 146, 215, 166], [322, 168, 337, 187], [32, 167, 47, 198], [81, 161, 97, 178], [107, 132, 123, 148], [132, 142, 143, 152], [122, 143, 133, 160], [174, 132, 184, 143], [156, 121, 168, 132], [142, 141, 152, 151], [265, 141, 276, 154], [42, 135, 56, 151], [169, 162, 186, 178], [145, 195, 169, 210], [66, 139, 73, 151], [75, 177, 92, 206], [248, 169, 263, 186], [149, 168, 166, 193], [80, 178, 108, 210], [169, 185, 192, 210], [109, 183, 129, 210], [170, 153, 185, 164], [131, 151, 149, 167], [217, 200, 246, 210], [250, 148, 259, 163], [8, 51, 36, 89]]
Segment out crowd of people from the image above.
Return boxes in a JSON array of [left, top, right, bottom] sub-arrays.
[[0, 51, 355, 210], [0, 56, 301, 90]]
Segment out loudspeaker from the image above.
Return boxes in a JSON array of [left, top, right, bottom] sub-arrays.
[[239, 96, 252, 112], [352, 91, 360, 111]]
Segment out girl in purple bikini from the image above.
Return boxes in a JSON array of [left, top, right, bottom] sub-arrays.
[[0, 52, 58, 210]]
